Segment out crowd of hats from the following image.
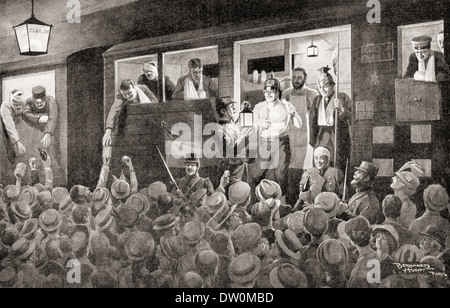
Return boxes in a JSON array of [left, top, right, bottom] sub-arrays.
[[0, 160, 449, 289]]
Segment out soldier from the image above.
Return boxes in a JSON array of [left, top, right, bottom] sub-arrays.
[[172, 153, 215, 200], [298, 146, 344, 209], [339, 161, 381, 225], [403, 35, 450, 82]]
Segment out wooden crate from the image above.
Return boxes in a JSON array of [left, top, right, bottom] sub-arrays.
[[395, 78, 441, 122]]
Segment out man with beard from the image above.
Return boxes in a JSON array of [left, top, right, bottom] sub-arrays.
[[138, 60, 176, 101], [297, 146, 344, 209], [251, 76, 302, 198], [309, 66, 351, 171], [282, 67, 319, 206], [339, 161, 381, 225], [172, 58, 217, 101]]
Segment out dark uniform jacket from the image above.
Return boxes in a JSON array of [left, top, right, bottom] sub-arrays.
[[299, 166, 344, 204], [173, 174, 215, 200], [403, 51, 450, 82], [346, 187, 380, 225]]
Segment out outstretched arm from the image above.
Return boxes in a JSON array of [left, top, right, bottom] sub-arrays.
[[96, 146, 111, 189], [41, 151, 53, 191], [122, 156, 138, 194]]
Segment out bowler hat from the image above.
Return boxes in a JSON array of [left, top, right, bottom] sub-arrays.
[[58, 195, 76, 213], [269, 263, 308, 288], [153, 213, 180, 231], [232, 223, 262, 253], [275, 229, 303, 260], [228, 252, 261, 283], [124, 232, 155, 261], [207, 202, 237, 231], [423, 184, 449, 212], [10, 201, 32, 220], [10, 237, 36, 260], [19, 218, 38, 240], [287, 210, 307, 234], [304, 208, 329, 237], [90, 233, 111, 259], [0, 266, 17, 287], [178, 271, 204, 288], [68, 224, 90, 252], [3, 185, 19, 203], [0, 227, 19, 247], [182, 221, 205, 244], [229, 181, 251, 205], [52, 187, 70, 205], [37, 190, 53, 206], [111, 180, 130, 200], [143, 181, 167, 201], [255, 179, 282, 201], [194, 249, 219, 275], [34, 183, 46, 193], [205, 192, 227, 214], [355, 161, 379, 179], [19, 186, 39, 209], [419, 225, 447, 247], [317, 239, 348, 273], [250, 201, 271, 226], [92, 187, 110, 203], [39, 209, 63, 232], [160, 235, 184, 260], [111, 205, 139, 228], [126, 193, 150, 216], [314, 192, 340, 219], [95, 209, 114, 232]]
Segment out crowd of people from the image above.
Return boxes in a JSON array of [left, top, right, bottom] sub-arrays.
[[0, 34, 449, 288], [0, 141, 448, 288]]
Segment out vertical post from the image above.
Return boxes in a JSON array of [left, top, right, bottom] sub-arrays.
[[334, 34, 340, 167]]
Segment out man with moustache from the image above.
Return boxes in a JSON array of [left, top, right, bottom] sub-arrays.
[[339, 161, 381, 225], [252, 76, 302, 198], [172, 154, 215, 200], [172, 58, 217, 100], [309, 66, 352, 171], [297, 146, 344, 209], [282, 67, 319, 206]]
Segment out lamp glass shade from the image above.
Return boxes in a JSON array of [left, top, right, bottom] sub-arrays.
[[13, 17, 52, 55], [307, 44, 318, 57], [239, 109, 254, 127]]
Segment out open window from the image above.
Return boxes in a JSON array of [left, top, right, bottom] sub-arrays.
[[398, 20, 444, 78], [233, 25, 352, 110], [115, 54, 160, 100], [163, 46, 219, 102]]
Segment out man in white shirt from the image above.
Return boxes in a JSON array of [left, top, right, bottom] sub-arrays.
[[251, 76, 302, 199]]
